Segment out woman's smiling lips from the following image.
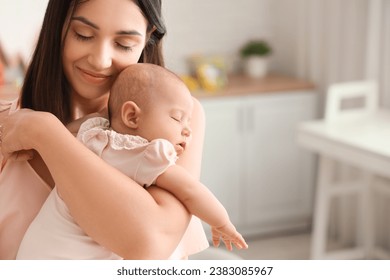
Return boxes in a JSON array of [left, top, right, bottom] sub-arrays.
[[78, 67, 111, 85]]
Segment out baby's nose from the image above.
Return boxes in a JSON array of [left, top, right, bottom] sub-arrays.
[[182, 127, 192, 137]]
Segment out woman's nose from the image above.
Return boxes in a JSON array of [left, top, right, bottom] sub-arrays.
[[87, 42, 112, 70]]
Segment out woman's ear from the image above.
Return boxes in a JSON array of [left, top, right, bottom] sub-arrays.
[[145, 26, 157, 44], [121, 101, 141, 129]]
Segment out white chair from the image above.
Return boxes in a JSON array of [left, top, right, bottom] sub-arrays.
[[311, 80, 378, 259], [325, 81, 378, 121]]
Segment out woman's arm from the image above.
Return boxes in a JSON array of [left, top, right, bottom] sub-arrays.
[[1, 107, 201, 259], [0, 101, 11, 163]]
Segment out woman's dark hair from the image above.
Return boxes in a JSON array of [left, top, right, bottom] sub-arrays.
[[136, 0, 166, 66], [20, 0, 166, 124]]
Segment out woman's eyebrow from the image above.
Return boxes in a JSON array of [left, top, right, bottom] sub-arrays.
[[72, 16, 99, 29], [117, 30, 143, 36], [71, 16, 143, 36]]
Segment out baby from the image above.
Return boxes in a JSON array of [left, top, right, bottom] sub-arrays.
[[16, 63, 247, 259]]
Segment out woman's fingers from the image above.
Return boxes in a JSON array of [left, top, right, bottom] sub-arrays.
[[0, 109, 37, 159], [8, 150, 35, 161], [0, 135, 35, 163], [0, 123, 3, 145]]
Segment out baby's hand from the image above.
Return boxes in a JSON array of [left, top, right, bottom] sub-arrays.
[[211, 222, 248, 251]]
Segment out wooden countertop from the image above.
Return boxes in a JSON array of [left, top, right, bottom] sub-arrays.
[[192, 74, 315, 99], [1, 74, 315, 101]]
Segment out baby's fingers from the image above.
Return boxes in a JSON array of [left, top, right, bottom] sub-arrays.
[[212, 238, 220, 248], [236, 235, 248, 249], [233, 238, 249, 250], [211, 229, 221, 248], [222, 238, 233, 251]]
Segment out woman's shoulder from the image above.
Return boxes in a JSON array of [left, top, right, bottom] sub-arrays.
[[189, 96, 205, 135], [191, 96, 205, 119]]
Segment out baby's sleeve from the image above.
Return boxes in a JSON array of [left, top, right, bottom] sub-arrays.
[[135, 139, 178, 187], [77, 117, 110, 156]]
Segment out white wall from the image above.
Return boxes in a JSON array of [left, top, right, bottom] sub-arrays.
[[1, 0, 290, 76], [162, 0, 272, 74], [0, 0, 48, 63], [268, 0, 302, 77]]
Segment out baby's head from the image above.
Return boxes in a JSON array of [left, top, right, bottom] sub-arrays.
[[109, 63, 193, 155]]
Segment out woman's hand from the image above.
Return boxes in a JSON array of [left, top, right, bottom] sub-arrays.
[[0, 109, 45, 162]]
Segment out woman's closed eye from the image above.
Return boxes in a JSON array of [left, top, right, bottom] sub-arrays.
[[74, 31, 93, 42], [115, 42, 133, 52], [73, 31, 134, 52], [115, 36, 140, 52]]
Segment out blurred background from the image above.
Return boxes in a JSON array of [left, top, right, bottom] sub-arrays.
[[1, 0, 389, 106], [1, 0, 390, 259]]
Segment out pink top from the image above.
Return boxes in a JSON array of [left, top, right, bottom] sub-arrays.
[[0, 100, 52, 259], [13, 117, 208, 259]]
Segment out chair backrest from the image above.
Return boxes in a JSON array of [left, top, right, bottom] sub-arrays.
[[325, 80, 378, 121]]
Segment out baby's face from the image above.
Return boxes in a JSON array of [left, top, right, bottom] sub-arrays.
[[137, 81, 194, 156]]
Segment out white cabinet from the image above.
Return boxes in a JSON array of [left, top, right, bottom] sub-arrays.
[[200, 90, 317, 237], [197, 98, 244, 227]]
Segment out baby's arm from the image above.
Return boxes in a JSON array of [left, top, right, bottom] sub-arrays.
[[155, 165, 248, 250]]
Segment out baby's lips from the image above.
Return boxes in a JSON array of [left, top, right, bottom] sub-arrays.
[[175, 143, 186, 155]]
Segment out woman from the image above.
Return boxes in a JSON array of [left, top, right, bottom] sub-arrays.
[[0, 0, 208, 259]]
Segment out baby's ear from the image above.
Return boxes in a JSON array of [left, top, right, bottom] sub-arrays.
[[121, 101, 141, 129]]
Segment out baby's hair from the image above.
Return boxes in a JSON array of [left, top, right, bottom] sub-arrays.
[[108, 63, 184, 121]]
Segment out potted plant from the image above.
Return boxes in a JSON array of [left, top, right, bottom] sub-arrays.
[[240, 40, 272, 78]]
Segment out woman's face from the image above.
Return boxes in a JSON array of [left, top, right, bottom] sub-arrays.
[[62, 0, 148, 110]]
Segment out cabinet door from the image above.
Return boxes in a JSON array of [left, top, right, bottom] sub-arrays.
[[243, 92, 317, 230], [200, 97, 243, 227]]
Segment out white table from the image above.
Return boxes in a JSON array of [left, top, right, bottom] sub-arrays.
[[297, 111, 390, 259]]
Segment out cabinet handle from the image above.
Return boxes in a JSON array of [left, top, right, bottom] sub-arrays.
[[247, 106, 254, 132], [238, 106, 254, 133], [238, 107, 244, 133]]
